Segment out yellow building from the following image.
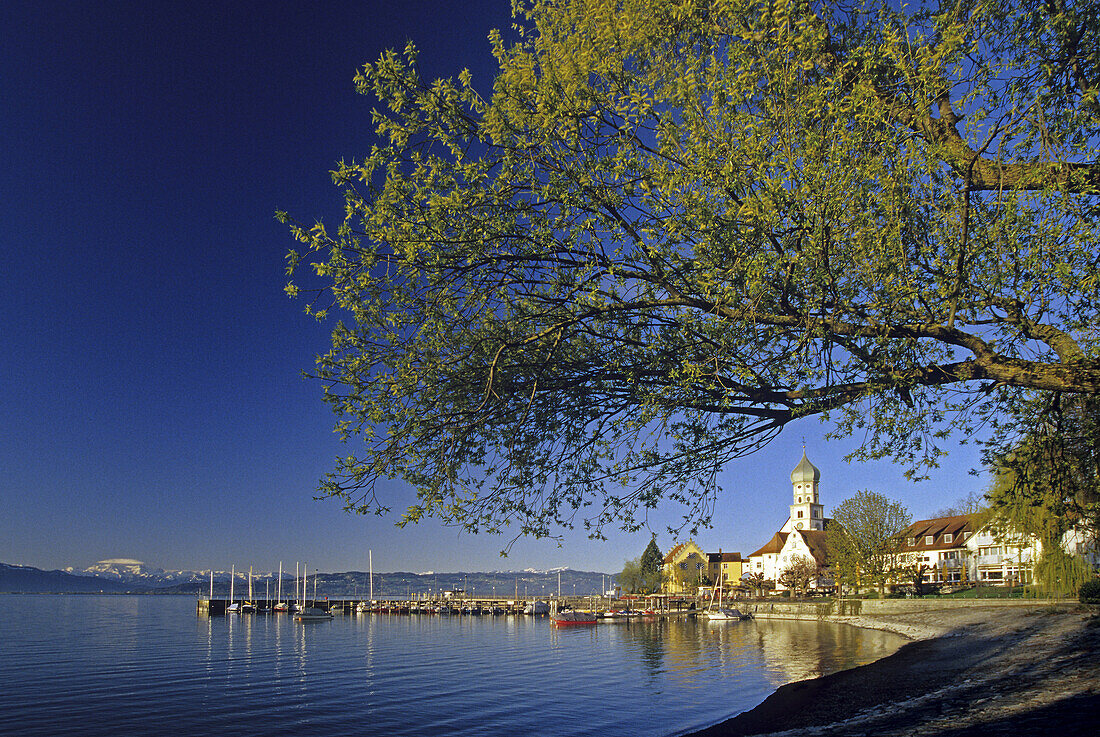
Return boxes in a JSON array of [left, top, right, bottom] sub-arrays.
[[662, 540, 707, 594], [708, 551, 744, 589]]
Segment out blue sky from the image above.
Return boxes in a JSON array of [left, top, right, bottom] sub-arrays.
[[0, 0, 989, 576]]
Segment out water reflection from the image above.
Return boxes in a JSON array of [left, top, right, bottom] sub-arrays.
[[2, 598, 906, 737], [607, 617, 905, 696]]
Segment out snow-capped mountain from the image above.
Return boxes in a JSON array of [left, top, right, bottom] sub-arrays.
[[66, 559, 212, 586]]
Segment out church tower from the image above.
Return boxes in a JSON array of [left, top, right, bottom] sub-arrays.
[[785, 450, 824, 531]]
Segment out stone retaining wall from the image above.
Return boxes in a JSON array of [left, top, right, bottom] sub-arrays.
[[744, 598, 1077, 639], [748, 597, 1073, 618]]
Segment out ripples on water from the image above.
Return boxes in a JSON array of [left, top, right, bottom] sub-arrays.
[[0, 596, 904, 737]]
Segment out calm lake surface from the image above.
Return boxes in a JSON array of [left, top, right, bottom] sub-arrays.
[[1, 595, 905, 736]]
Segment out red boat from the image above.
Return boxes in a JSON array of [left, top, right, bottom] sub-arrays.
[[550, 610, 598, 626]]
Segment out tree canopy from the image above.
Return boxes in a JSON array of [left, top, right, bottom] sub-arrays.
[[982, 391, 1099, 593], [640, 537, 664, 575], [284, 0, 1100, 542], [778, 556, 819, 595], [827, 489, 911, 593]]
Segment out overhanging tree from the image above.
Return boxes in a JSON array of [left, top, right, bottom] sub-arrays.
[[284, 0, 1100, 542]]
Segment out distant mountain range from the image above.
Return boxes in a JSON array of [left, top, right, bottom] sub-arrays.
[[1, 559, 617, 597], [0, 563, 134, 593]]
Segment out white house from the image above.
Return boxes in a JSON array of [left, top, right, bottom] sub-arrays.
[[746, 451, 833, 591], [899, 514, 1097, 587]]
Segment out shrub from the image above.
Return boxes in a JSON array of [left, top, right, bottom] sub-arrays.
[[1079, 578, 1100, 605]]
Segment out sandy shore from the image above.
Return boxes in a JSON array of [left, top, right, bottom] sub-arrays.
[[688, 603, 1099, 737]]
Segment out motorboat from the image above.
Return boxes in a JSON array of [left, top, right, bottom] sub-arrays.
[[551, 609, 598, 626], [294, 606, 334, 622], [523, 600, 550, 615]]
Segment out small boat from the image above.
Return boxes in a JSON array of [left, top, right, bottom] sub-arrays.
[[274, 602, 289, 612], [294, 606, 334, 622], [700, 578, 750, 620], [700, 607, 745, 620], [523, 600, 550, 615], [551, 606, 597, 626], [293, 569, 332, 621]]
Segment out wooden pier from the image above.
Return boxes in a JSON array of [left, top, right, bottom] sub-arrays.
[[197, 595, 691, 617]]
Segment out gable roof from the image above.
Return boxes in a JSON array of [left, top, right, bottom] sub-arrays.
[[796, 529, 830, 565], [663, 540, 704, 565], [663, 542, 688, 565], [902, 514, 980, 553], [707, 552, 743, 563], [749, 532, 789, 558]]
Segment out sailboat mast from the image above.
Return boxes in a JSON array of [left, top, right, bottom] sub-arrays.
[[230, 564, 235, 606], [278, 561, 282, 604], [369, 550, 373, 602]]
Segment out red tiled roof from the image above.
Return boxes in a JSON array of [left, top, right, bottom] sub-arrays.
[[663, 542, 688, 565], [797, 529, 830, 565], [748, 532, 788, 558], [902, 514, 980, 552]]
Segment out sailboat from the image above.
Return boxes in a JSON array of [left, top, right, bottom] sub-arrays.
[[226, 565, 240, 613], [700, 577, 746, 620], [241, 566, 256, 613], [274, 562, 288, 612], [294, 567, 333, 621]]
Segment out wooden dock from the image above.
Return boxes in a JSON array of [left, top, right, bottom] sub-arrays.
[[197, 595, 693, 617]]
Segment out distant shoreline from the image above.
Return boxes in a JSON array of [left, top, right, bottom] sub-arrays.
[[686, 602, 1098, 737]]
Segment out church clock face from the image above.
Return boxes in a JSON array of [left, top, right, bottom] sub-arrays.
[[795, 522, 803, 529]]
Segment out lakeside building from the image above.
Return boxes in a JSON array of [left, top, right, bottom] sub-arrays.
[[665, 450, 1097, 596], [745, 451, 834, 592], [708, 551, 744, 589], [898, 514, 1099, 587], [662, 545, 745, 597], [662, 541, 707, 594]]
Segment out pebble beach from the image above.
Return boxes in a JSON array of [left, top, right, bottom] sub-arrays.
[[689, 602, 1100, 737]]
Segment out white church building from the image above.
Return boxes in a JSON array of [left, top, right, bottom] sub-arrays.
[[746, 451, 833, 590]]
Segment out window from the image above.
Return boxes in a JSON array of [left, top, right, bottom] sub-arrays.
[[925, 535, 934, 545], [944, 533, 953, 544], [907, 537, 915, 546], [813, 509, 820, 518], [797, 510, 804, 518], [797, 496, 802, 503]]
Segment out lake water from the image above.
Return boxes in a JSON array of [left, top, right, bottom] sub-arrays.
[[0, 595, 904, 736]]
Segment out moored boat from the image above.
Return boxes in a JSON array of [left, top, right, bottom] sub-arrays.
[[523, 600, 550, 615], [551, 609, 598, 626], [700, 607, 745, 620], [294, 606, 334, 622]]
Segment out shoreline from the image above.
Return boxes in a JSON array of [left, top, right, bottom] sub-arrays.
[[686, 602, 1100, 737]]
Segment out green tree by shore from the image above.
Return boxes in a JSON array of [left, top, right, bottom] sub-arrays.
[[284, 0, 1100, 542], [828, 490, 911, 596]]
